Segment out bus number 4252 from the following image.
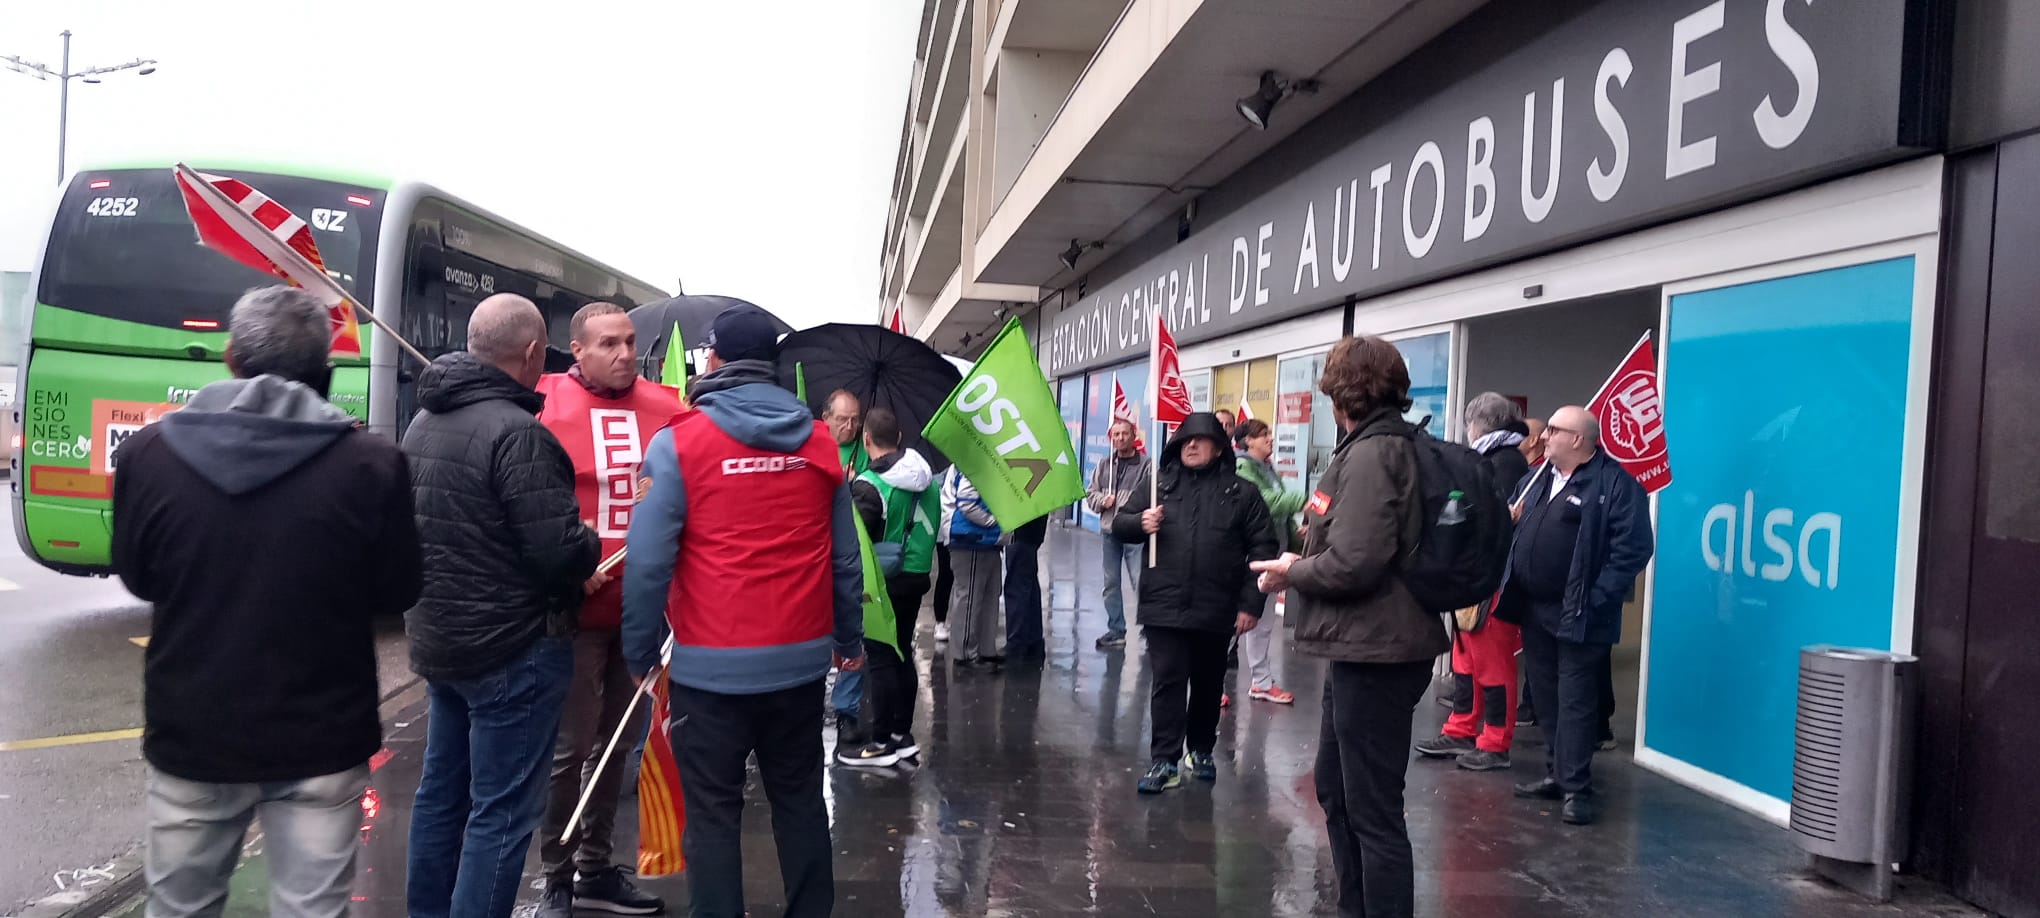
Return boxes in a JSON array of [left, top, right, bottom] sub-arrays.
[[85, 197, 139, 218]]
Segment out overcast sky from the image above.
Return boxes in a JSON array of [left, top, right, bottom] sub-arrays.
[[0, 1, 920, 330]]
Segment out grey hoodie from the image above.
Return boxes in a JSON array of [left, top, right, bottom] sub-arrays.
[[154, 375, 359, 495]]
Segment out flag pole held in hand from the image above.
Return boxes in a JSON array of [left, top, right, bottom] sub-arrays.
[[561, 632, 670, 842]]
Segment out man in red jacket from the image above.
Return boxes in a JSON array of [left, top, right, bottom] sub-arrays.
[[533, 302, 684, 918]]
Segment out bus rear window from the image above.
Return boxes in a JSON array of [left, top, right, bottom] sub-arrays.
[[37, 169, 381, 331]]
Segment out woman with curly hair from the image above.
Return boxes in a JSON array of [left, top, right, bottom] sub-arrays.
[[1252, 335, 1445, 918]]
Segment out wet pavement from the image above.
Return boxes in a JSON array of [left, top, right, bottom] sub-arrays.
[[96, 524, 1980, 917]]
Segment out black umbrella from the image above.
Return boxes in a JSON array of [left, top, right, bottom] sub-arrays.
[[776, 323, 964, 474], [627, 295, 795, 381]]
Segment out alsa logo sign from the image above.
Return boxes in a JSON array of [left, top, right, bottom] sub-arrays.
[[721, 456, 810, 475], [1701, 490, 1840, 589]]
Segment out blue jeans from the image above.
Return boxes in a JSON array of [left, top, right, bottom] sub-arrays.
[[832, 669, 863, 725], [406, 636, 573, 918], [1101, 533, 1143, 636]]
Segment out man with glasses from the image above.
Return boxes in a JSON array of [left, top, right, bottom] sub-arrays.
[[1495, 405, 1653, 826]]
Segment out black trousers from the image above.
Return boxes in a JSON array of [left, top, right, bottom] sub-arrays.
[[672, 680, 831, 918], [932, 545, 953, 624], [1317, 659, 1432, 918], [1003, 542, 1044, 659], [1145, 626, 1230, 761], [868, 575, 929, 740], [1518, 612, 1613, 795]]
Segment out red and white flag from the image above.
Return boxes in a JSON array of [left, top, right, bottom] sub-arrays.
[[887, 307, 906, 335], [1111, 376, 1145, 451], [1235, 398, 1255, 422], [1151, 309, 1192, 431], [1587, 332, 1672, 493], [172, 166, 364, 357]]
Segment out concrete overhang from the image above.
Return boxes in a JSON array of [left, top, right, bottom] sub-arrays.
[[974, 0, 1489, 288]]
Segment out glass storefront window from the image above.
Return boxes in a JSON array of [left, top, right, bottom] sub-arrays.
[[1185, 369, 1213, 412], [1275, 351, 1336, 496], [1058, 375, 1086, 522], [1394, 332, 1452, 438]]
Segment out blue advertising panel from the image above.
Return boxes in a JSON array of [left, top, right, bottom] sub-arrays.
[[1646, 256, 1916, 804], [1059, 375, 1087, 521]]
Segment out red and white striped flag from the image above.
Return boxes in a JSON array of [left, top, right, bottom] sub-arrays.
[[1111, 375, 1144, 451], [1151, 309, 1192, 430], [172, 166, 364, 357], [1236, 398, 1254, 422]]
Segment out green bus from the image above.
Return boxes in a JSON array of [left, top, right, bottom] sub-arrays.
[[11, 160, 666, 575]]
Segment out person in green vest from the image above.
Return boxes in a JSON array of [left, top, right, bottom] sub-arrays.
[[841, 407, 937, 768], [1234, 418, 1305, 706], [825, 388, 870, 476], [823, 388, 870, 738]]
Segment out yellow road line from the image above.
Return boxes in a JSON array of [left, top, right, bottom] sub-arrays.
[[129, 637, 149, 647], [0, 728, 143, 751]]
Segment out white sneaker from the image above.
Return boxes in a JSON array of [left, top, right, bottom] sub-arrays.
[[933, 623, 950, 642]]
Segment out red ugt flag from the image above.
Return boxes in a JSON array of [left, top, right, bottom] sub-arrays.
[[173, 168, 364, 357], [1587, 332, 1672, 493], [1151, 310, 1193, 428]]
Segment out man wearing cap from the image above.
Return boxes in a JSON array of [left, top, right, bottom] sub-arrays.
[[622, 302, 864, 918]]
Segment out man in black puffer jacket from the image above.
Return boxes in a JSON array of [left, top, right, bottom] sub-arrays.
[[1113, 412, 1278, 794], [401, 293, 601, 918]]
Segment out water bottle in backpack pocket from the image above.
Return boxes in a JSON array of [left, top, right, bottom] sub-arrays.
[[1374, 420, 1514, 613]]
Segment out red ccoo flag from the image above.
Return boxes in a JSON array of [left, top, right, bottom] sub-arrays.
[[1151, 309, 1192, 429], [173, 168, 364, 357], [1586, 332, 1672, 493]]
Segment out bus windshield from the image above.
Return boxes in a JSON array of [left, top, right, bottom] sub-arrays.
[[37, 168, 382, 332]]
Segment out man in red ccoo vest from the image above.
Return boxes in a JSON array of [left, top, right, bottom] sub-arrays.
[[532, 302, 683, 918], [621, 300, 863, 918]]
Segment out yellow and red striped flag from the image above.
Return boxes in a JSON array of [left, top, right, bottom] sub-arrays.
[[171, 167, 364, 357], [636, 676, 687, 876]]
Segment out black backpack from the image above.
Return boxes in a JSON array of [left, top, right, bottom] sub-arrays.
[[1367, 419, 1513, 613]]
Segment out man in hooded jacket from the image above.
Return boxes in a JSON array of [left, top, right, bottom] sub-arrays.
[[402, 293, 602, 918], [1112, 412, 1279, 794], [845, 406, 937, 767], [622, 301, 865, 918], [112, 286, 422, 918]]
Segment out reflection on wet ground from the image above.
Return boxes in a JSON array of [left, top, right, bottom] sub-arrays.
[[176, 526, 1978, 917]]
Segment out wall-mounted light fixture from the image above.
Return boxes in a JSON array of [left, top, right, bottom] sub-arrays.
[[1236, 70, 1320, 130]]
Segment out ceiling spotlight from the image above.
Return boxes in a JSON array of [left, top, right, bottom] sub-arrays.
[[1237, 70, 1320, 130], [1060, 239, 1102, 271], [992, 305, 1008, 319]]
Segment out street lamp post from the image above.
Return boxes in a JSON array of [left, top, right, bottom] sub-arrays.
[[2, 30, 158, 184]]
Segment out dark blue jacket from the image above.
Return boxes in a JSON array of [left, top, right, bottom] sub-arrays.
[[1496, 451, 1654, 645]]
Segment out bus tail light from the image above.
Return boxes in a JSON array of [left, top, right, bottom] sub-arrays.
[[181, 319, 221, 330], [49, 540, 80, 549], [88, 180, 112, 190], [346, 195, 373, 207]]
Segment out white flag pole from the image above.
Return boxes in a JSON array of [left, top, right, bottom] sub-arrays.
[[560, 632, 670, 842], [174, 163, 430, 368], [1148, 312, 1160, 569]]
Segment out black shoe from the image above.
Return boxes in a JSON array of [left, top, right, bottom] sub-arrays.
[[1414, 735, 1477, 759], [1185, 751, 1218, 782], [574, 867, 666, 915], [1562, 793, 1600, 825], [1595, 737, 1620, 752], [837, 739, 902, 769], [1136, 759, 1181, 794], [890, 733, 920, 759], [1096, 632, 1127, 650], [1514, 778, 1563, 800], [1457, 750, 1511, 772], [537, 882, 574, 918]]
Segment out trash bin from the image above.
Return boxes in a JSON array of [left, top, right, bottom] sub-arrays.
[[1791, 645, 1917, 901]]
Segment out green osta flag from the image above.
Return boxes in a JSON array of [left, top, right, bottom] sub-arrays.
[[660, 322, 690, 394], [920, 318, 1085, 527]]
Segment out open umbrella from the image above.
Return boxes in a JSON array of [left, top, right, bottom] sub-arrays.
[[776, 323, 964, 473], [628, 295, 795, 381]]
